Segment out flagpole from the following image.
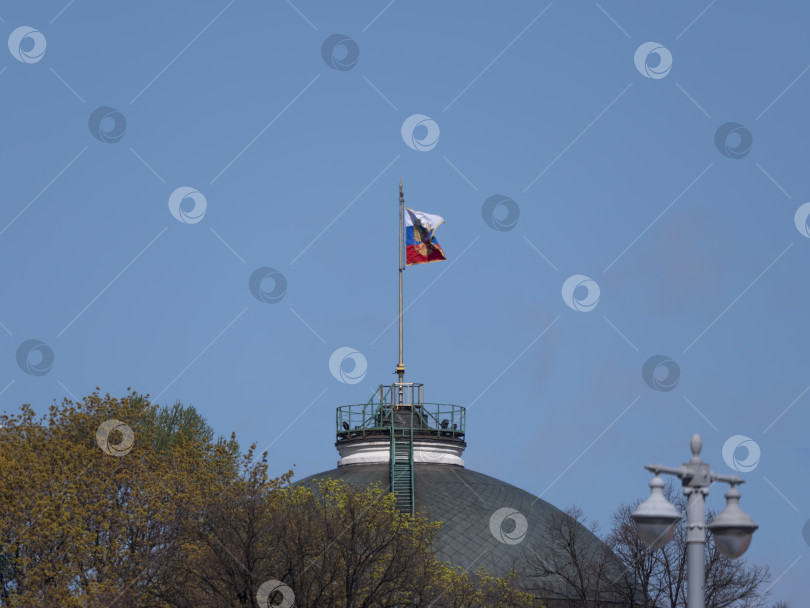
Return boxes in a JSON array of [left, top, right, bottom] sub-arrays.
[[397, 178, 405, 406]]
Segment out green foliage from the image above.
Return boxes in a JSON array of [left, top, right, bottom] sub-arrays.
[[139, 399, 215, 453]]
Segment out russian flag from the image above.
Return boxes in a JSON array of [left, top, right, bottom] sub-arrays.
[[405, 207, 446, 265]]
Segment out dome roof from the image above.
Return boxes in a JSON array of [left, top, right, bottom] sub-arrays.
[[297, 382, 626, 600], [297, 462, 607, 582]]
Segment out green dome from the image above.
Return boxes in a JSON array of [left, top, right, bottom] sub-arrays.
[[297, 383, 628, 602], [297, 462, 608, 583]]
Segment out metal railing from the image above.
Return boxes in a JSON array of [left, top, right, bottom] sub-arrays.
[[336, 383, 465, 441]]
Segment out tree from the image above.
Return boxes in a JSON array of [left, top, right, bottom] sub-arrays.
[[139, 399, 214, 453], [521, 505, 627, 607], [605, 483, 771, 608], [522, 486, 772, 608], [0, 392, 540, 608], [0, 391, 247, 607], [172, 475, 540, 608], [153, 440, 292, 608]]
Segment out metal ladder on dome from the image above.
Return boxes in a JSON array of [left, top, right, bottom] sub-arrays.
[[389, 398, 415, 515]]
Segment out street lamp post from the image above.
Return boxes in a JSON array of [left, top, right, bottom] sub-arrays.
[[631, 434, 758, 608]]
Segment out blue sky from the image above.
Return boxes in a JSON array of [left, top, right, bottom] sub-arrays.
[[2, 1, 809, 603]]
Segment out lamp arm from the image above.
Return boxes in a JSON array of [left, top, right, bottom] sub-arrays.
[[711, 472, 745, 485], [644, 463, 686, 478]]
